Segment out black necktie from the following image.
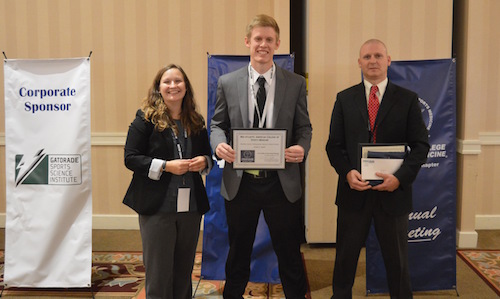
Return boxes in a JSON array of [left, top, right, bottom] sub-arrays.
[[254, 76, 267, 128]]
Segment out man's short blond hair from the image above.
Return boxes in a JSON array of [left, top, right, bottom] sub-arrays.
[[360, 39, 388, 56], [246, 14, 280, 40]]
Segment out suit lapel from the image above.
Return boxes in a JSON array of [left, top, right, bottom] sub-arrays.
[[160, 128, 174, 153], [273, 66, 286, 127], [376, 81, 397, 127], [233, 67, 248, 177], [354, 83, 369, 126], [236, 68, 250, 128]]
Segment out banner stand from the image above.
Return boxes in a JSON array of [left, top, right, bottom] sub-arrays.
[[366, 59, 457, 294], [3, 57, 93, 289], [201, 54, 294, 283]]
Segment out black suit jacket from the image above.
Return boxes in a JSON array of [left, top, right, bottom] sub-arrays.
[[123, 109, 211, 215], [326, 81, 430, 216]]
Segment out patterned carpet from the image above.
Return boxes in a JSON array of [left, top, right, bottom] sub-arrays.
[[0, 251, 145, 298], [457, 249, 500, 297], [135, 252, 310, 298], [1, 251, 309, 298]]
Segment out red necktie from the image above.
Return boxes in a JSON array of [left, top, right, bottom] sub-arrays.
[[368, 85, 379, 142]]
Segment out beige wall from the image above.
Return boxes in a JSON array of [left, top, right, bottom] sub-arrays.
[[0, 0, 290, 224], [454, 0, 500, 247], [1, 0, 499, 248], [306, 0, 453, 242]]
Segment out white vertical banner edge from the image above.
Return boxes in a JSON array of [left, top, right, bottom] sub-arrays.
[[3, 58, 92, 288]]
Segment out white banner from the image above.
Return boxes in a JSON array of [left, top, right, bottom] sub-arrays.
[[3, 58, 92, 287]]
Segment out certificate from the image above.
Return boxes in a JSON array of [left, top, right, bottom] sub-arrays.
[[232, 129, 287, 169], [358, 143, 407, 185], [361, 158, 404, 180]]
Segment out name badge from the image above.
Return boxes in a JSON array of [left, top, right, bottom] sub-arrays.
[[177, 187, 190, 212]]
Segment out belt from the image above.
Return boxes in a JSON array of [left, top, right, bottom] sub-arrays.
[[243, 170, 278, 179]]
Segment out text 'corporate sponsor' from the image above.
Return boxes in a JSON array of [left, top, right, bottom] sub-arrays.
[[19, 87, 76, 114]]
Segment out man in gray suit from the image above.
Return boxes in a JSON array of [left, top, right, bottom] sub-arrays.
[[210, 14, 312, 299]]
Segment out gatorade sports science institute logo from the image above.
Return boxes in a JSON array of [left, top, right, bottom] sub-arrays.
[[15, 149, 82, 186]]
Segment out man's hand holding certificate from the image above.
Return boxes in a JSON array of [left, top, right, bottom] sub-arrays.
[[358, 143, 407, 186]]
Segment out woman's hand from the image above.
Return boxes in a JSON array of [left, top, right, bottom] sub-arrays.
[[188, 156, 207, 172], [165, 159, 190, 175]]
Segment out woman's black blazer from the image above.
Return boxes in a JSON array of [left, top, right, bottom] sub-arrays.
[[123, 109, 212, 215]]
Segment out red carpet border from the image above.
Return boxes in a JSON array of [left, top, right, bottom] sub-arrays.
[[457, 249, 500, 296]]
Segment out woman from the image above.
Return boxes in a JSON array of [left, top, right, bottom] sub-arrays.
[[123, 64, 212, 299]]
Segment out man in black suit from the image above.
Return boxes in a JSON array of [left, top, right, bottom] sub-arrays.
[[326, 39, 430, 299]]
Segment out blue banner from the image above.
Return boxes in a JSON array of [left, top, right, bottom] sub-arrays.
[[202, 54, 294, 283], [366, 59, 457, 293]]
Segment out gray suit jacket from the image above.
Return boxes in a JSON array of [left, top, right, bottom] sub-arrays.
[[210, 65, 312, 202]]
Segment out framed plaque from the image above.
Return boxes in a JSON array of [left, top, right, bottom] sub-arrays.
[[232, 128, 287, 169]]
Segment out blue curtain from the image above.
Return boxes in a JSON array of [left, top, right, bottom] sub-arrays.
[[366, 59, 457, 293]]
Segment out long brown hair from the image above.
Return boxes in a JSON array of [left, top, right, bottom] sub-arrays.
[[141, 64, 205, 135]]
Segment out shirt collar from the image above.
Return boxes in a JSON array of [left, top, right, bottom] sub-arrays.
[[249, 63, 275, 85], [364, 77, 388, 98]]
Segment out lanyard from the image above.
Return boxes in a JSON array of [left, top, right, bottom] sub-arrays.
[[170, 128, 187, 159], [249, 64, 274, 128]]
